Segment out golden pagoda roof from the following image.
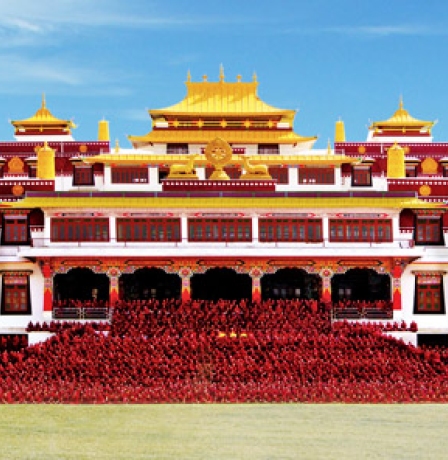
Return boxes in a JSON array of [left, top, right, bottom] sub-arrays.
[[11, 95, 76, 129], [149, 70, 295, 118], [369, 98, 435, 131], [129, 69, 316, 147]]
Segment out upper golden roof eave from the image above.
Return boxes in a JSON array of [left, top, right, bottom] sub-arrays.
[[11, 94, 76, 129], [369, 98, 435, 131], [127, 131, 317, 146]]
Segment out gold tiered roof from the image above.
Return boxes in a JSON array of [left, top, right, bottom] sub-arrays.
[[11, 95, 76, 133], [369, 98, 435, 133], [128, 69, 317, 147]]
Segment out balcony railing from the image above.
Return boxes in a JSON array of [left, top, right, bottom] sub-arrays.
[[332, 307, 393, 321], [52, 307, 111, 320]]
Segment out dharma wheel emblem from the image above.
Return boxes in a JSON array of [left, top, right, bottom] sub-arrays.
[[204, 137, 233, 180]]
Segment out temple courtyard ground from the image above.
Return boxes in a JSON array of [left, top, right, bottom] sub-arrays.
[[0, 404, 447, 459]]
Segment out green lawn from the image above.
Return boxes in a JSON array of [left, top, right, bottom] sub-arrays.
[[0, 404, 447, 459]]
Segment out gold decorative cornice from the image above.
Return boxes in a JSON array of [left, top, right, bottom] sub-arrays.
[[128, 129, 316, 146], [10, 195, 441, 210], [82, 153, 358, 167]]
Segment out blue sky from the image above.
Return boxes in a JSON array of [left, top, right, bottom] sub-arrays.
[[1, 0, 448, 148]]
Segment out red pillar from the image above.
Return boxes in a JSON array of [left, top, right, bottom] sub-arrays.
[[42, 262, 53, 312], [249, 268, 262, 303], [107, 268, 120, 306], [320, 269, 333, 304], [180, 268, 192, 302], [392, 262, 403, 311]]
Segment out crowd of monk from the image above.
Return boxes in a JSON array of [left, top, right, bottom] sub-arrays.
[[1, 298, 447, 403]]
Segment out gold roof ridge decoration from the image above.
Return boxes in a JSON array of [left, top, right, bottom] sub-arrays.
[[11, 94, 77, 131], [128, 69, 317, 147], [369, 97, 435, 132], [150, 69, 290, 117]]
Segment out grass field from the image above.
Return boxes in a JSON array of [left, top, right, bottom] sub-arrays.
[[1, 404, 448, 459]]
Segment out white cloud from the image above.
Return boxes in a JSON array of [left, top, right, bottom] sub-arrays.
[[0, 54, 136, 97], [0, 0, 208, 35], [324, 24, 442, 37]]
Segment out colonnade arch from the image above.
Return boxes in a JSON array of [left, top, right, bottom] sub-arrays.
[[42, 258, 402, 312], [331, 268, 391, 302], [119, 267, 181, 301], [190, 267, 252, 301], [54, 268, 109, 302], [261, 268, 321, 300]]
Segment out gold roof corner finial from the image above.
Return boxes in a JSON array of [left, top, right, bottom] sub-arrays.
[[186, 70, 191, 83], [252, 71, 258, 83], [219, 64, 224, 82], [114, 138, 120, 153]]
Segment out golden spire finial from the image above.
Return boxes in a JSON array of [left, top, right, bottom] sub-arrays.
[[202, 74, 208, 82], [236, 74, 242, 82], [399, 95, 404, 110], [327, 139, 332, 155], [335, 117, 346, 142], [114, 139, 120, 153], [219, 64, 224, 82], [186, 70, 191, 82], [252, 71, 258, 83], [42, 93, 46, 109]]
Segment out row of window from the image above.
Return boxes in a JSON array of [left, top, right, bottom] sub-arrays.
[[1, 216, 444, 245], [73, 165, 337, 186], [49, 218, 390, 243]]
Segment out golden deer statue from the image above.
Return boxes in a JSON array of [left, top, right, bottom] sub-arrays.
[[239, 155, 271, 180], [168, 154, 199, 179]]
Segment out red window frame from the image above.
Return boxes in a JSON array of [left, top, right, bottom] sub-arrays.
[[415, 218, 442, 245], [259, 218, 323, 242], [1, 216, 30, 245], [111, 167, 148, 184], [298, 167, 335, 185], [116, 218, 181, 242], [188, 218, 252, 242], [406, 165, 418, 177], [329, 219, 392, 243], [352, 166, 372, 186], [51, 218, 109, 242], [28, 165, 37, 178], [73, 165, 94, 186], [1, 273, 31, 315], [258, 144, 279, 155], [269, 167, 289, 184], [415, 275, 444, 314], [167, 144, 188, 155]]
